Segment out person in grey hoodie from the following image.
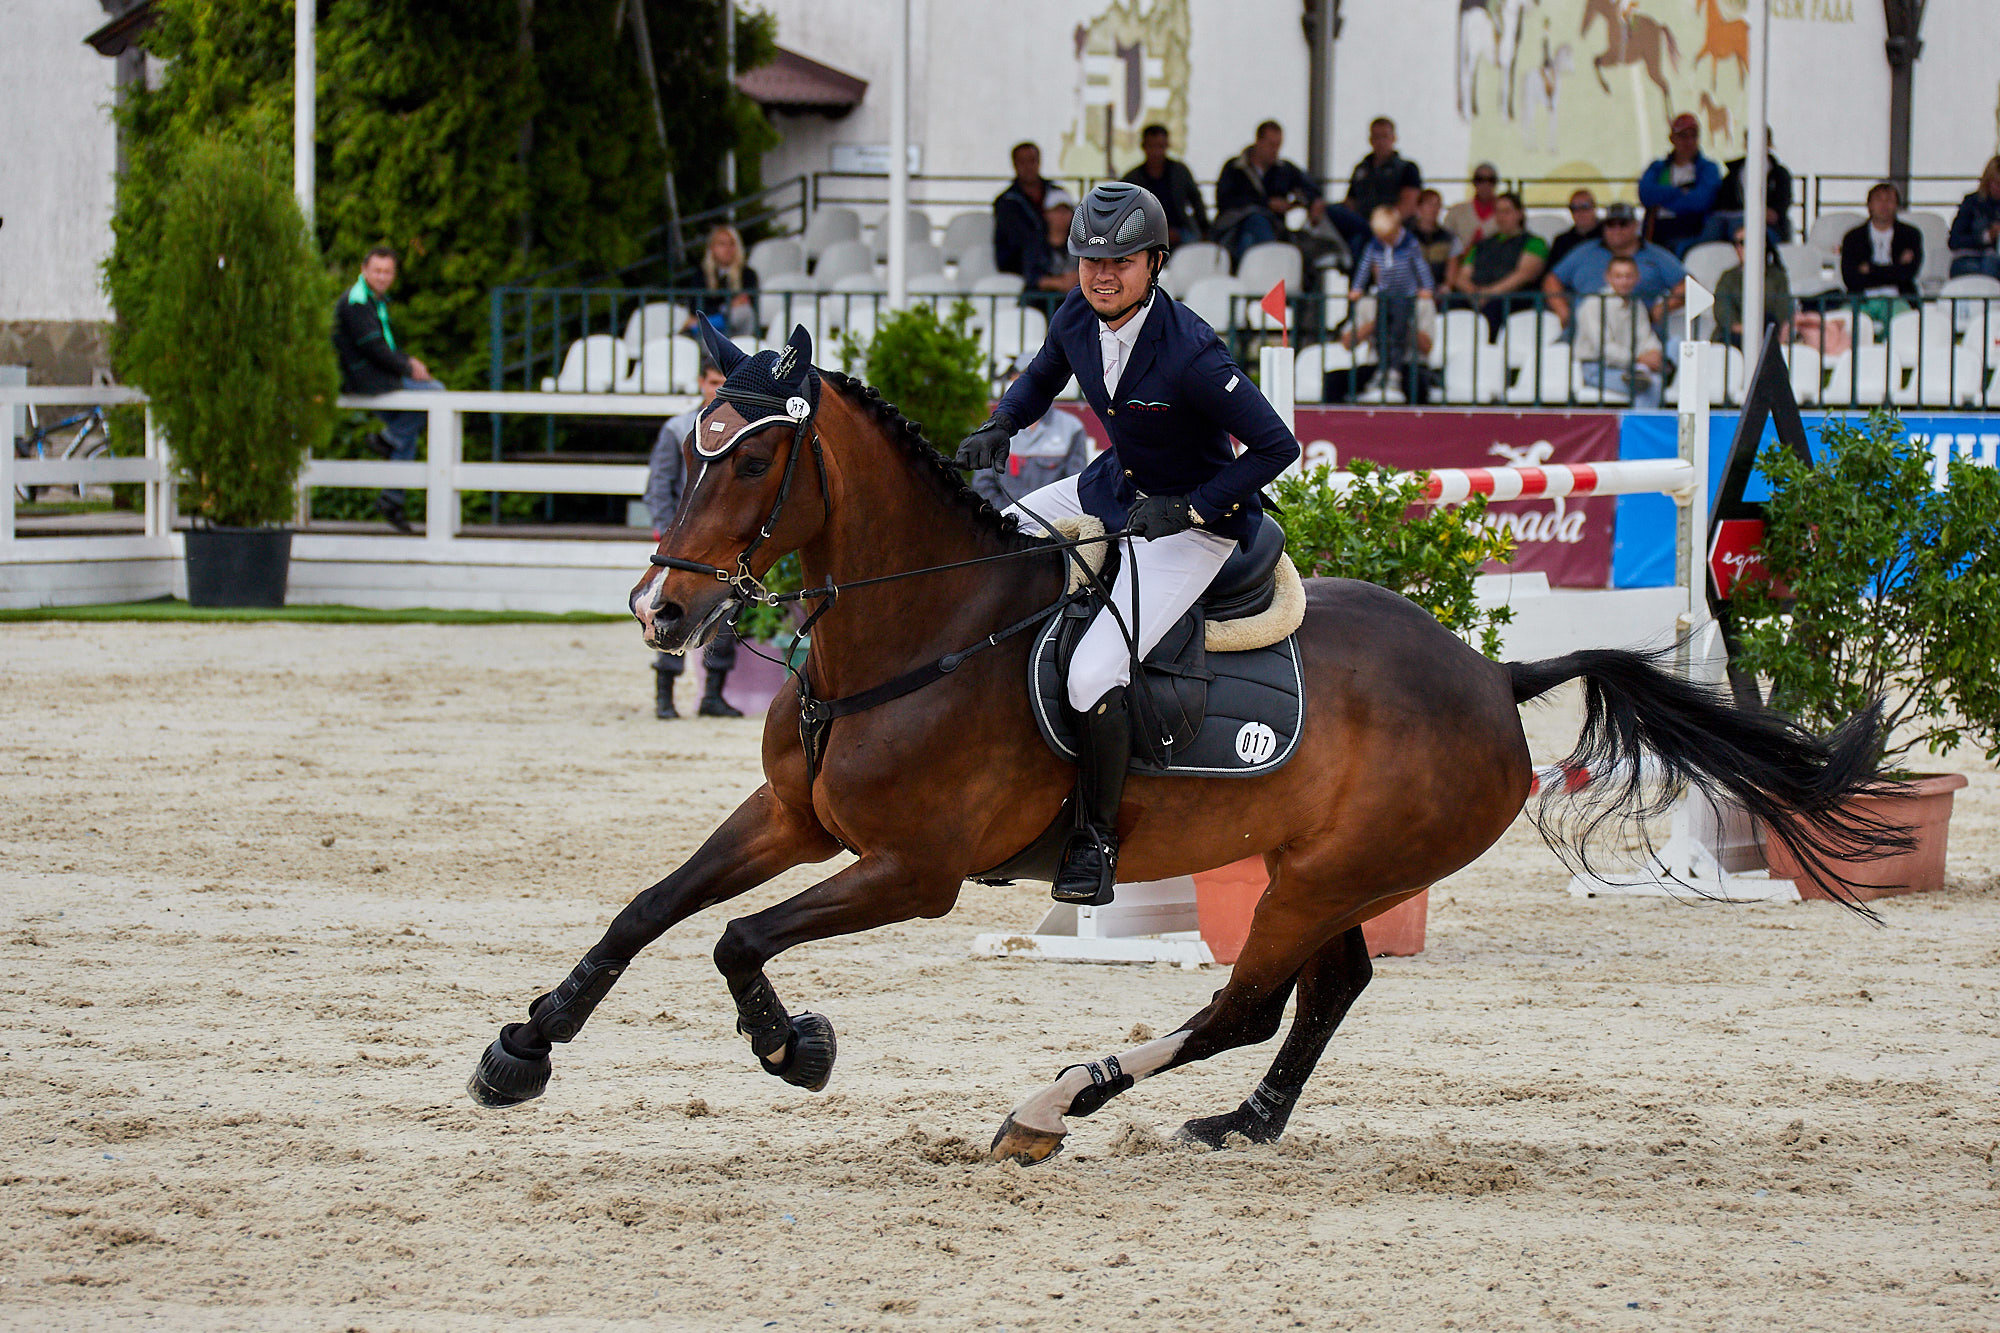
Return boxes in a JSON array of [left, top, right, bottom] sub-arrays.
[[1573, 254, 1664, 408]]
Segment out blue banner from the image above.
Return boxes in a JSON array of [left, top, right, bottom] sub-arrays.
[[1613, 412, 2000, 588]]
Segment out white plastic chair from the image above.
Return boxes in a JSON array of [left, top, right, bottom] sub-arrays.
[[870, 208, 933, 260], [1907, 212, 1952, 292], [542, 335, 625, 393], [1680, 241, 1738, 295], [622, 302, 692, 350], [1524, 210, 1567, 243], [939, 211, 993, 264], [1569, 359, 1632, 406], [801, 207, 862, 261], [813, 239, 876, 288], [1236, 242, 1304, 295], [1781, 342, 1824, 406], [757, 284, 821, 340], [969, 273, 1027, 296], [1159, 241, 1229, 298], [1805, 211, 1863, 260], [907, 272, 966, 299], [1434, 309, 1501, 403], [618, 336, 703, 394], [1180, 276, 1243, 331], [902, 239, 945, 277], [747, 237, 806, 280], [1293, 343, 1350, 404], [1504, 341, 1567, 404], [1778, 242, 1836, 299], [829, 272, 888, 294], [1890, 304, 1958, 405]]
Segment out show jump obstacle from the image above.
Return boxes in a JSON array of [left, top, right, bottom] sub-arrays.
[[973, 298, 1800, 967]]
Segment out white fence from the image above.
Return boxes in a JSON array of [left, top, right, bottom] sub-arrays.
[[1, 387, 693, 611]]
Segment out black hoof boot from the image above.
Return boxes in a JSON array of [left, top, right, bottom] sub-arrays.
[[1173, 1081, 1299, 1148], [757, 1012, 838, 1091], [468, 1024, 552, 1108]]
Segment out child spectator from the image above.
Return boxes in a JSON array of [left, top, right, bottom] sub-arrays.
[[1573, 254, 1664, 408], [1343, 205, 1436, 400]]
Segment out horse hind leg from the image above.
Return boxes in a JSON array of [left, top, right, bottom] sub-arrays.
[[1176, 924, 1372, 1149]]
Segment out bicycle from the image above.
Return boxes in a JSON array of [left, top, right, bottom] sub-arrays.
[[12, 403, 111, 503]]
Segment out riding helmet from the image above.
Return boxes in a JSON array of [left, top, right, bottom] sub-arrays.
[[1067, 182, 1171, 259]]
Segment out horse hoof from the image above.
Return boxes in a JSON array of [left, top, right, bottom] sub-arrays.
[[1173, 1108, 1281, 1150], [467, 1024, 552, 1108], [757, 1012, 837, 1091], [988, 1113, 1067, 1166]]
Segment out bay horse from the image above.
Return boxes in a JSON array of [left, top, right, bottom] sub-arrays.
[[1581, 0, 1681, 123], [468, 328, 1905, 1165]]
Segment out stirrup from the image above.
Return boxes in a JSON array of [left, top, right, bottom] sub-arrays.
[[1051, 830, 1117, 906]]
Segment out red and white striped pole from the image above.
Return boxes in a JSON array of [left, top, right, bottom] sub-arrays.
[[1317, 458, 1696, 504]]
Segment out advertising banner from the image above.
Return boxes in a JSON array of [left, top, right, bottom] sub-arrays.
[[1061, 406, 1621, 587]]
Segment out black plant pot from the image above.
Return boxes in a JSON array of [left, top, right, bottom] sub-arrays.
[[185, 526, 293, 608]]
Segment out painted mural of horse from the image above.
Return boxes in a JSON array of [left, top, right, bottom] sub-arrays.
[[1694, 0, 1750, 91], [1581, 0, 1681, 124], [1458, 0, 1532, 121]]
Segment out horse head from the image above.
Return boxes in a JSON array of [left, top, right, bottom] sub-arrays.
[[630, 322, 827, 653]]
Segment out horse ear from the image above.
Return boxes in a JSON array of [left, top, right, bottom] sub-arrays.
[[784, 322, 814, 370], [693, 317, 748, 378]]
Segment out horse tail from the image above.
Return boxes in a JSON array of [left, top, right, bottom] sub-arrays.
[[1508, 648, 1914, 918], [1660, 22, 1681, 69]]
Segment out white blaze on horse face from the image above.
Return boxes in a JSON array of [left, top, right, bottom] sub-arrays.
[[1007, 1029, 1190, 1135]]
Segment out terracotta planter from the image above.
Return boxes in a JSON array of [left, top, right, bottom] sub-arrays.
[[1192, 856, 1428, 962], [1761, 773, 1968, 901]]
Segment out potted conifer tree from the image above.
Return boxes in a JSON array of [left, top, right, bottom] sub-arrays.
[[1729, 411, 2000, 899], [106, 135, 338, 606]]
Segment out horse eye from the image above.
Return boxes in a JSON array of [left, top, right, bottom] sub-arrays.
[[738, 456, 770, 478]]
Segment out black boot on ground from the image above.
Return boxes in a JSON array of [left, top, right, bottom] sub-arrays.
[[698, 670, 744, 717], [376, 494, 412, 533], [1051, 686, 1130, 907], [654, 664, 679, 719]]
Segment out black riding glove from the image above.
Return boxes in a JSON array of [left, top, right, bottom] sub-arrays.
[[1126, 494, 1201, 540], [954, 413, 1017, 471]]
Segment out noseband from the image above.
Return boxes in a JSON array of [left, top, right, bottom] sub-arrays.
[[649, 385, 830, 607]]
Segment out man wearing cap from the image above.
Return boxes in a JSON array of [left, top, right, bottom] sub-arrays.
[[1637, 114, 1722, 257], [954, 182, 1300, 907], [1543, 201, 1685, 329], [970, 356, 1093, 511]]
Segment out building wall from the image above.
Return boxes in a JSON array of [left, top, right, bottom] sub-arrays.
[[0, 0, 119, 325]]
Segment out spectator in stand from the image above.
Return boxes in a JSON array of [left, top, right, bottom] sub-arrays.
[[1637, 113, 1721, 257], [1446, 191, 1548, 337], [1122, 124, 1208, 245], [1342, 205, 1436, 400], [1702, 130, 1794, 246], [1712, 224, 1794, 348], [1947, 156, 2000, 279], [331, 245, 444, 533], [992, 142, 1074, 277], [1573, 254, 1665, 409], [1841, 181, 1923, 326], [1213, 120, 1328, 263], [1443, 163, 1502, 249], [1022, 202, 1082, 307], [1543, 202, 1685, 329], [643, 359, 742, 719], [1547, 189, 1603, 269], [686, 225, 759, 337], [1325, 116, 1423, 255], [1409, 188, 1459, 283], [970, 355, 1093, 511]]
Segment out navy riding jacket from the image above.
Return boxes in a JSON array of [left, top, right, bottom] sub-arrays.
[[995, 288, 1299, 544]]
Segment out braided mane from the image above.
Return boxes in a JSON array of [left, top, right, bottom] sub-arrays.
[[820, 369, 1039, 551]]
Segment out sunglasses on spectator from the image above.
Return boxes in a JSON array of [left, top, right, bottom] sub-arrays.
[[1570, 203, 1596, 213], [1671, 127, 1699, 138], [1604, 217, 1637, 226], [1473, 174, 1498, 184]]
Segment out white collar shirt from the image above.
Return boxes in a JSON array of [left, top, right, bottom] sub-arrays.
[[1098, 295, 1153, 399]]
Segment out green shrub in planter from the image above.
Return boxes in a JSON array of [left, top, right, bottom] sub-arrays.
[[838, 301, 988, 454], [1271, 460, 1516, 658], [1729, 411, 2000, 772], [106, 135, 338, 528]]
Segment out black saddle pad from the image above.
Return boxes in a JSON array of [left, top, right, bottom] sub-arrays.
[[1028, 608, 1304, 778]]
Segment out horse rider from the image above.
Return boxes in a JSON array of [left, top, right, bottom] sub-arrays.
[[955, 181, 1301, 907]]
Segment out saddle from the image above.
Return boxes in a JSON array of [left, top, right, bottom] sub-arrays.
[[1032, 513, 1307, 778]]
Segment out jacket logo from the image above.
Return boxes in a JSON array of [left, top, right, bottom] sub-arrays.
[[1123, 400, 1171, 412]]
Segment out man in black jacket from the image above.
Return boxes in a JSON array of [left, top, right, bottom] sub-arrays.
[[1122, 124, 1207, 245], [1840, 181, 1924, 304], [332, 247, 442, 531]]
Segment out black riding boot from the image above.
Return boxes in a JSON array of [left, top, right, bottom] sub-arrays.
[[1051, 686, 1130, 907], [699, 669, 744, 717], [653, 657, 680, 719]]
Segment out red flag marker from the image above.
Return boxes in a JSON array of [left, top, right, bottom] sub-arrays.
[[1260, 280, 1289, 347]]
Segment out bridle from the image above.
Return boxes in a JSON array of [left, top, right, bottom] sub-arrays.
[[649, 381, 830, 609]]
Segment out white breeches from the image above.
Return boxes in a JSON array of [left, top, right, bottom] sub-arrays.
[[1007, 474, 1238, 712]]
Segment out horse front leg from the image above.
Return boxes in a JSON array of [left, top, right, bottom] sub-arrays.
[[467, 785, 840, 1107], [712, 853, 959, 1093]]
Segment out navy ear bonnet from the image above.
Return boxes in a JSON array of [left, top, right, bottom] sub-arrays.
[[692, 322, 819, 461]]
